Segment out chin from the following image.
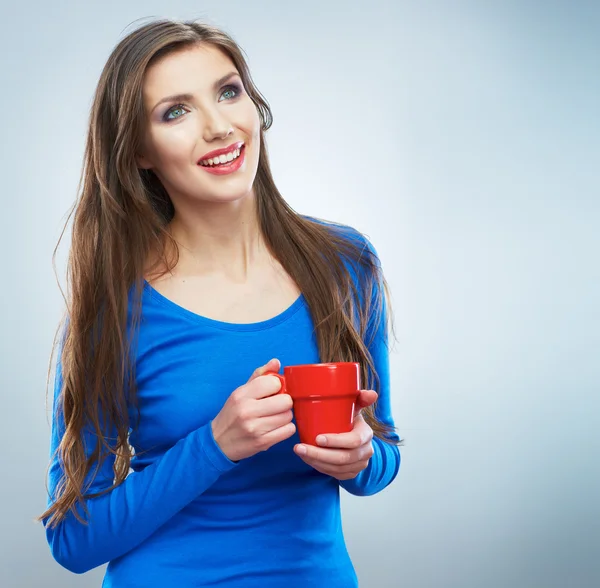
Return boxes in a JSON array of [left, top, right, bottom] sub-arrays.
[[200, 188, 255, 205]]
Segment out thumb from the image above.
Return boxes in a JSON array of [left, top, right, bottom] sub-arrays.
[[354, 389, 378, 418], [248, 358, 280, 383]]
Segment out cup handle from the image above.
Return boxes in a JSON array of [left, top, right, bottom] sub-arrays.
[[264, 371, 286, 395]]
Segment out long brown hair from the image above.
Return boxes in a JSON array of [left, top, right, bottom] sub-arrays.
[[38, 18, 403, 531]]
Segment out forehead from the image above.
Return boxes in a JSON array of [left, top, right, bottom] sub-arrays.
[[142, 44, 236, 103]]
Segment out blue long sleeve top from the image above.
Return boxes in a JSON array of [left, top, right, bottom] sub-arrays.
[[43, 224, 401, 587]]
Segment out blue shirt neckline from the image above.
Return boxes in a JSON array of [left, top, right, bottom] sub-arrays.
[[143, 279, 306, 332]]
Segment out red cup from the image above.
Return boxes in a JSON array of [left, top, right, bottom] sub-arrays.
[[266, 362, 361, 446]]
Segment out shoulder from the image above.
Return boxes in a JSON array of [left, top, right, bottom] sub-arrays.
[[301, 215, 379, 260], [302, 216, 382, 284]]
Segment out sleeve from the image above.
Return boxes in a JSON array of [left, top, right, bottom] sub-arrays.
[[338, 236, 401, 497], [44, 349, 239, 574]]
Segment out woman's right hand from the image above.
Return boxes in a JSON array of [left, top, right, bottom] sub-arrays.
[[210, 359, 296, 462]]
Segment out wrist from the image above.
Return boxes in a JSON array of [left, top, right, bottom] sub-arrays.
[[210, 418, 236, 463], [210, 417, 223, 449]]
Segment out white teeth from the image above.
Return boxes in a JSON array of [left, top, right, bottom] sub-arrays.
[[200, 147, 242, 167]]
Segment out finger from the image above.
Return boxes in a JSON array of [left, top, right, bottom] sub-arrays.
[[252, 392, 293, 417], [315, 420, 373, 449], [254, 409, 294, 433], [353, 389, 378, 417], [258, 421, 296, 448], [248, 358, 280, 383], [294, 443, 363, 466], [246, 373, 284, 399]]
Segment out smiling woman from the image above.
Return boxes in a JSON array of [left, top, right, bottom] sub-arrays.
[[37, 17, 402, 587], [135, 44, 262, 206]]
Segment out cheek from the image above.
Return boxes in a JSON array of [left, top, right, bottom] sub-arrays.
[[238, 102, 261, 135], [252, 111, 262, 137], [246, 111, 262, 152], [160, 129, 197, 161], [144, 123, 195, 165]]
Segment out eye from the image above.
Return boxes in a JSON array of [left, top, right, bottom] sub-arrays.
[[162, 83, 243, 122], [219, 83, 242, 101], [163, 104, 187, 122]]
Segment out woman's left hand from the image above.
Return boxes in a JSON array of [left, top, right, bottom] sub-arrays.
[[293, 390, 378, 480]]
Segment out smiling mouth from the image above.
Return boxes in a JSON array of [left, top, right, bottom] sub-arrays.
[[198, 144, 245, 167], [197, 144, 246, 175]]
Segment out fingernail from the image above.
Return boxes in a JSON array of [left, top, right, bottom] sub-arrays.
[[316, 435, 327, 446], [296, 445, 307, 455]]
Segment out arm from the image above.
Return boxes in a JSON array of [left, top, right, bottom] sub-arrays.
[[339, 236, 401, 496], [292, 231, 402, 496], [338, 278, 401, 496], [44, 354, 238, 574]]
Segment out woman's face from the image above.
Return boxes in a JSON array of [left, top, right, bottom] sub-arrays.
[[136, 44, 261, 206]]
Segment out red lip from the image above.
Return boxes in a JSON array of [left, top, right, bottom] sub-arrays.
[[198, 141, 244, 162]]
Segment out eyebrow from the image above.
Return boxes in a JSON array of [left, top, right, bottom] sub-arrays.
[[150, 71, 240, 113]]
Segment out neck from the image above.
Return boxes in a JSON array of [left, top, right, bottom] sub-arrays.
[[166, 192, 266, 280]]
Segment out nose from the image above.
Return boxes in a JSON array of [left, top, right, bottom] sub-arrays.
[[202, 108, 234, 142]]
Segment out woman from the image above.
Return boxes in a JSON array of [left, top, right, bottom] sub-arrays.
[[38, 18, 402, 587]]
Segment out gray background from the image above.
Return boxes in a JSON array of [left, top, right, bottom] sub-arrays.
[[1, 1, 598, 587]]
